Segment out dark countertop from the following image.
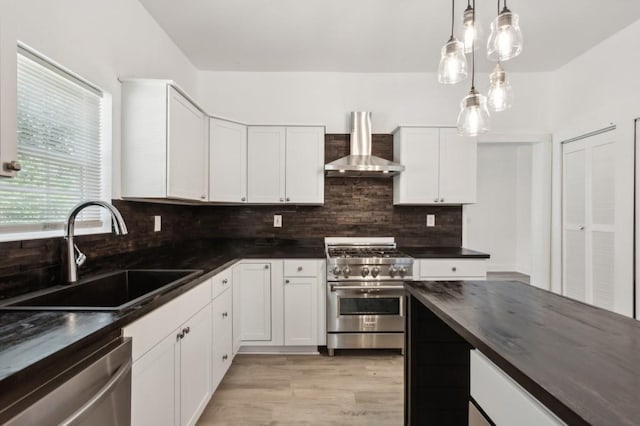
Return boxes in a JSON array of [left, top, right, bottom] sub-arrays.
[[405, 280, 640, 426], [400, 246, 490, 258]]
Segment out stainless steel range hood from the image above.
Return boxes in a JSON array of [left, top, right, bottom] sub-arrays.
[[325, 112, 404, 178]]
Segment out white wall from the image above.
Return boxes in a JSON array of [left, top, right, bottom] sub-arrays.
[[464, 144, 519, 272], [550, 19, 640, 317], [197, 71, 553, 134], [0, 0, 199, 198]]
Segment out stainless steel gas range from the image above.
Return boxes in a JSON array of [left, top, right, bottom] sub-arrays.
[[325, 237, 414, 356]]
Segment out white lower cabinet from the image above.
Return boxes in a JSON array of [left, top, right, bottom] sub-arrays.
[[470, 350, 564, 425], [234, 259, 324, 350], [212, 286, 233, 391], [125, 279, 213, 426]]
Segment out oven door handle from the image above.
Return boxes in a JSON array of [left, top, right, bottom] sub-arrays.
[[330, 284, 404, 292]]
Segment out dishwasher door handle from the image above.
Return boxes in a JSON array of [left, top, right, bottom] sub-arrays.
[[60, 358, 132, 426]]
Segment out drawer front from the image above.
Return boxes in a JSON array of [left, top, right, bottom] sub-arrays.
[[283, 259, 320, 277], [124, 277, 212, 362], [211, 268, 232, 300], [419, 259, 487, 279], [470, 350, 564, 426]]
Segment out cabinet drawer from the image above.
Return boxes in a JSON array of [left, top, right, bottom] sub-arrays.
[[124, 278, 212, 362], [211, 268, 232, 300], [470, 350, 564, 425], [419, 259, 486, 279], [284, 259, 319, 277]]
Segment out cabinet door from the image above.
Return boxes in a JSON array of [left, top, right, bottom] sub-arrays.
[[131, 331, 179, 426], [438, 128, 477, 204], [167, 86, 208, 201], [209, 118, 247, 203], [393, 127, 440, 204], [285, 127, 325, 204], [180, 304, 212, 426], [212, 287, 233, 392], [283, 277, 318, 346], [235, 263, 272, 341], [247, 126, 286, 203]]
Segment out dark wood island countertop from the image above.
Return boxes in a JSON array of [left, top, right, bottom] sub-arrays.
[[405, 280, 640, 426]]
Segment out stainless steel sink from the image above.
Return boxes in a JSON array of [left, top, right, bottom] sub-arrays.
[[0, 269, 203, 312]]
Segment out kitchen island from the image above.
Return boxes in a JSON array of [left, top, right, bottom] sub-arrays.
[[405, 280, 640, 426]]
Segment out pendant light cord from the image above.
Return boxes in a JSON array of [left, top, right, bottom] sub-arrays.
[[450, 0, 455, 37], [471, 0, 476, 89]]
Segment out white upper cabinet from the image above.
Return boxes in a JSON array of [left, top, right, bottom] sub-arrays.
[[285, 127, 325, 204], [247, 126, 286, 203], [121, 80, 208, 202], [393, 127, 477, 205], [209, 118, 247, 203], [247, 126, 324, 205]]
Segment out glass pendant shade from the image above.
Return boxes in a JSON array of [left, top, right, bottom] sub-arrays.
[[438, 37, 468, 84], [487, 9, 523, 61], [488, 63, 514, 111], [462, 6, 482, 53], [457, 89, 490, 136]]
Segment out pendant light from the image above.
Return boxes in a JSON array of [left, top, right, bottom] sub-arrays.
[[487, 62, 514, 111], [457, 0, 490, 136], [462, 0, 482, 54], [487, 0, 523, 61], [438, 0, 467, 85]]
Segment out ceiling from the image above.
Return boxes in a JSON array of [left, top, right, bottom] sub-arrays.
[[139, 0, 640, 72]]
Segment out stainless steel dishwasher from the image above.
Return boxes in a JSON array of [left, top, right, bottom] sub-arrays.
[[4, 337, 132, 426]]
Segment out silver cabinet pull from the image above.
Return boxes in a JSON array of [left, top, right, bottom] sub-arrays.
[[177, 331, 184, 341], [451, 267, 457, 272], [280, 197, 284, 202], [60, 359, 132, 426], [183, 326, 190, 335], [3, 161, 21, 172], [440, 198, 444, 202], [222, 312, 228, 318], [222, 354, 228, 361], [241, 197, 246, 202], [222, 278, 228, 284], [285, 279, 290, 284], [434, 198, 439, 203], [286, 197, 290, 202], [297, 266, 303, 272], [578, 225, 585, 230], [201, 195, 206, 200], [264, 264, 269, 269]]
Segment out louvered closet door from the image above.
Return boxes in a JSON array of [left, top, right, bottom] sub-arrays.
[[562, 130, 616, 310]]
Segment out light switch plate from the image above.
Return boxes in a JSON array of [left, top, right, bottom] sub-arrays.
[[273, 215, 282, 228], [154, 215, 161, 232], [426, 214, 435, 227]]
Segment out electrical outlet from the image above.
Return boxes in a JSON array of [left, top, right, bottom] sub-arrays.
[[426, 214, 435, 227], [273, 215, 282, 228], [154, 215, 161, 232]]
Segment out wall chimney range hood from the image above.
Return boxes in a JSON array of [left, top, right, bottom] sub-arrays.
[[325, 112, 404, 178]]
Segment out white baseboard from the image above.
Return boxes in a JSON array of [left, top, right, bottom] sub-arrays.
[[238, 345, 319, 355]]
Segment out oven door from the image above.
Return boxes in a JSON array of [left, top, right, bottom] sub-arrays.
[[327, 282, 404, 333]]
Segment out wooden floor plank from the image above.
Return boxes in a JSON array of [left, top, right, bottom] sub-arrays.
[[197, 351, 403, 425]]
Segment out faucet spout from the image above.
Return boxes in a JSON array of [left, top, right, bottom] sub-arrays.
[[64, 200, 128, 283]]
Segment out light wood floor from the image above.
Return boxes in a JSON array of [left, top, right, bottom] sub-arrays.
[[197, 350, 404, 425]]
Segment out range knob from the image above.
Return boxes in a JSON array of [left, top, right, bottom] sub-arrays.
[[342, 266, 351, 278], [389, 266, 398, 278], [398, 267, 407, 277], [371, 266, 380, 278], [332, 266, 342, 276], [361, 267, 370, 277]]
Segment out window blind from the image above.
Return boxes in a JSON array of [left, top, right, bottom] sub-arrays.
[[0, 48, 106, 235]]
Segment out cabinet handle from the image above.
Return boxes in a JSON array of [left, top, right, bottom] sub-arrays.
[[434, 198, 439, 203], [241, 197, 246, 202], [297, 266, 303, 272], [201, 195, 206, 200], [578, 225, 585, 230], [286, 197, 290, 202], [183, 326, 190, 335], [440, 198, 444, 202], [285, 279, 290, 284], [222, 279, 228, 284], [222, 312, 228, 318], [3, 161, 21, 172], [451, 267, 457, 272], [280, 198, 284, 202], [222, 354, 228, 361], [264, 265, 269, 269], [176, 331, 184, 341]]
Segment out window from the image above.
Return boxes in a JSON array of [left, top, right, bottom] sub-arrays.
[[0, 46, 110, 241]]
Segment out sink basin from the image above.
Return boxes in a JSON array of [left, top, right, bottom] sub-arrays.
[[0, 269, 203, 312]]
